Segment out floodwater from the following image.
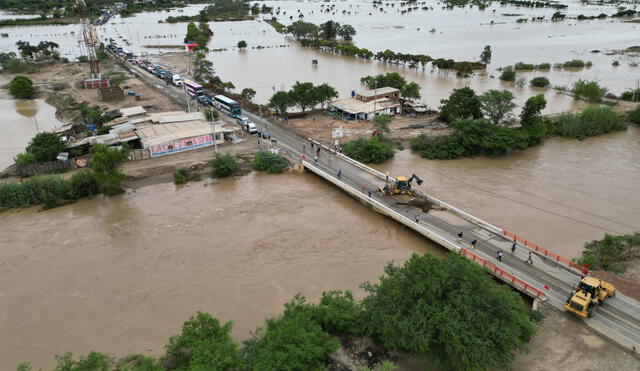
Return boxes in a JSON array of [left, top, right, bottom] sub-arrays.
[[0, 173, 436, 369], [0, 99, 65, 170], [373, 124, 640, 257], [0, 2, 638, 110]]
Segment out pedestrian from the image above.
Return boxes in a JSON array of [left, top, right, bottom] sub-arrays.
[[316, 147, 320, 157], [368, 189, 371, 198], [497, 250, 503, 262], [310, 141, 314, 149], [303, 144, 306, 153], [471, 239, 477, 248], [511, 241, 516, 254], [414, 214, 420, 223], [314, 155, 318, 163], [457, 231, 463, 243], [337, 169, 342, 178], [385, 171, 389, 182], [335, 144, 339, 152], [525, 252, 533, 265]]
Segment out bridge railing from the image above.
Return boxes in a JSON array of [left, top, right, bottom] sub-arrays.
[[461, 248, 547, 299], [502, 230, 586, 274]]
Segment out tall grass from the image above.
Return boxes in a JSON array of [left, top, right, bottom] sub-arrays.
[[572, 80, 607, 102], [549, 106, 627, 139]]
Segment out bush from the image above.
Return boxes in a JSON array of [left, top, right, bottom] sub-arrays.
[[210, 153, 238, 177], [67, 170, 100, 199], [25, 132, 66, 163], [313, 290, 364, 335], [563, 59, 587, 68], [53, 351, 111, 371], [252, 151, 289, 173], [530, 76, 550, 88], [89, 144, 130, 195], [499, 66, 516, 82], [572, 80, 607, 102], [15, 152, 36, 166], [575, 233, 640, 273], [619, 89, 640, 102], [536, 63, 551, 70], [520, 94, 547, 126], [173, 167, 200, 184], [629, 105, 640, 124], [9, 75, 35, 99], [241, 296, 340, 370], [514, 62, 535, 70], [163, 312, 240, 370], [549, 106, 627, 139], [0, 175, 69, 209], [360, 253, 535, 371], [342, 136, 394, 163]]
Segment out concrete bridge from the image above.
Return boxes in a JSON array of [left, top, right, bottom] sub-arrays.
[[113, 55, 640, 355]]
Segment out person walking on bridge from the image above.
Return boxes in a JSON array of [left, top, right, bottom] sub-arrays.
[[525, 252, 533, 265], [337, 169, 342, 179], [414, 214, 421, 223], [471, 239, 477, 248], [511, 241, 517, 254], [457, 231, 463, 243], [497, 250, 503, 262]]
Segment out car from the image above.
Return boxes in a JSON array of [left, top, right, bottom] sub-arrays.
[[236, 115, 252, 127], [246, 122, 258, 135]]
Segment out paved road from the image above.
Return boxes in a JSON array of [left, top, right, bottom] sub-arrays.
[[119, 56, 640, 355]]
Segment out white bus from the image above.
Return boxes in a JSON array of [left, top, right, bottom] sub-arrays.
[[213, 95, 242, 118]]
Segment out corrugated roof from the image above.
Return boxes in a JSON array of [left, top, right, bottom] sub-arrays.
[[328, 97, 399, 115], [355, 86, 399, 97], [119, 106, 147, 117], [148, 111, 204, 124], [137, 120, 214, 148]]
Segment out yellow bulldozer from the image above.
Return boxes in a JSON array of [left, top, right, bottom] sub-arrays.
[[564, 276, 616, 318], [380, 174, 423, 196]]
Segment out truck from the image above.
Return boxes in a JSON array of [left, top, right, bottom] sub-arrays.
[[564, 276, 616, 318], [153, 65, 167, 78], [160, 70, 182, 87]]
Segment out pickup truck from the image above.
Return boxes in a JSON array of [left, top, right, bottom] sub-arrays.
[[236, 116, 258, 134]]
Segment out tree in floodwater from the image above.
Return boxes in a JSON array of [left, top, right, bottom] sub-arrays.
[[193, 58, 216, 85], [401, 82, 421, 101], [268, 91, 293, 117], [480, 45, 492, 65], [89, 144, 130, 196], [439, 87, 483, 122], [237, 40, 247, 49], [520, 94, 547, 126], [479, 89, 517, 125]]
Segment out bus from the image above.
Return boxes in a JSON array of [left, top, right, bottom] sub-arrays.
[[183, 80, 205, 98], [213, 95, 241, 118]]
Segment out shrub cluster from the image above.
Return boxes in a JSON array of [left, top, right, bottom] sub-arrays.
[[499, 66, 516, 81], [172, 168, 201, 185], [549, 106, 627, 139], [619, 89, 640, 102], [629, 105, 640, 124], [575, 233, 640, 273], [210, 153, 238, 178], [572, 80, 607, 102], [530, 76, 551, 88], [252, 151, 289, 173], [342, 136, 395, 163]]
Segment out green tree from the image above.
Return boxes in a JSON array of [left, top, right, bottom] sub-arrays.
[[163, 312, 240, 370], [268, 91, 293, 117], [241, 296, 340, 370], [520, 94, 547, 126], [193, 58, 216, 85], [89, 144, 129, 196], [360, 253, 535, 371], [9, 75, 34, 99], [54, 351, 110, 371], [67, 170, 100, 199], [313, 82, 338, 108], [439, 87, 483, 122], [479, 45, 492, 65], [361, 72, 407, 90], [576, 233, 640, 273], [210, 153, 238, 177], [342, 136, 394, 163], [237, 40, 247, 49], [287, 20, 319, 39], [499, 66, 516, 82], [400, 82, 421, 101], [184, 22, 200, 43], [338, 24, 356, 40], [240, 87, 256, 101], [313, 290, 364, 335], [629, 105, 640, 124], [319, 20, 340, 39], [203, 108, 219, 121], [530, 76, 550, 88], [373, 114, 392, 133], [479, 89, 517, 125], [25, 132, 65, 162], [290, 81, 316, 112], [572, 80, 607, 102]]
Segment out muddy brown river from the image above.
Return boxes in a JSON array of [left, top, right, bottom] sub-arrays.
[[1, 124, 639, 368]]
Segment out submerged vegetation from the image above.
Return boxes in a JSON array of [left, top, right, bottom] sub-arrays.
[[576, 233, 640, 274], [252, 151, 289, 173], [17, 252, 538, 371], [342, 136, 395, 164], [571, 80, 607, 102], [549, 106, 627, 139]]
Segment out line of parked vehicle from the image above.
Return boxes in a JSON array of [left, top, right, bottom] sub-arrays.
[[105, 39, 259, 135]]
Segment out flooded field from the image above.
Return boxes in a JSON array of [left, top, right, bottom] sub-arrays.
[[0, 99, 64, 170], [0, 2, 638, 110]]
